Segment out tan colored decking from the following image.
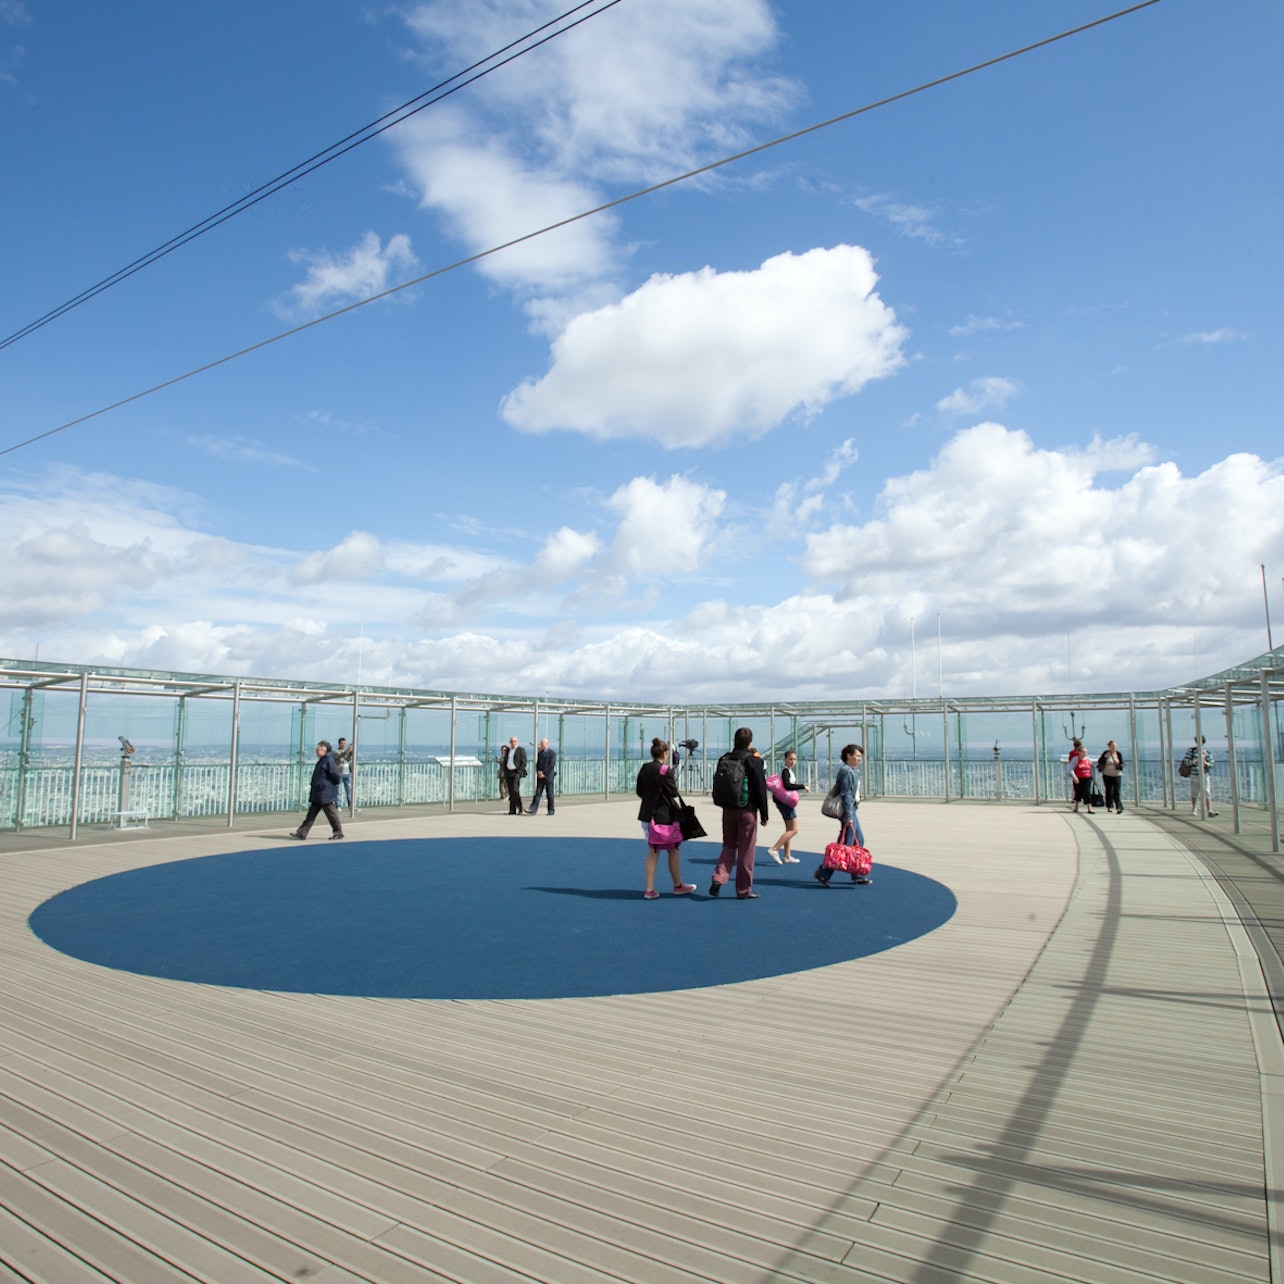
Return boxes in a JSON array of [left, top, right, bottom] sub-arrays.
[[0, 800, 1279, 1283]]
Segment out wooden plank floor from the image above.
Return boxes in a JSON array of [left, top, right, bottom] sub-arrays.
[[0, 800, 1277, 1283]]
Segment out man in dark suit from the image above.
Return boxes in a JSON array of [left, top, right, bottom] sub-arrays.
[[502, 736, 528, 815], [527, 738, 557, 815]]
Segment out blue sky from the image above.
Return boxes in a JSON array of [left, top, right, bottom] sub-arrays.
[[2, 0, 1281, 703]]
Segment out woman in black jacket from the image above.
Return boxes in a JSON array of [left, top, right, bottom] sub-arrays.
[[636, 738, 697, 900], [1097, 740, 1126, 814]]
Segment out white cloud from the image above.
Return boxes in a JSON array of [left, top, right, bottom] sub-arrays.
[[949, 314, 1023, 337], [801, 423, 1284, 651], [936, 376, 1019, 415], [1177, 327, 1249, 345], [290, 532, 385, 586], [6, 440, 1284, 702], [854, 194, 960, 247], [403, 0, 789, 180], [501, 245, 907, 445], [276, 231, 418, 319], [186, 434, 311, 470], [605, 475, 726, 576], [393, 0, 793, 316], [394, 111, 618, 302]]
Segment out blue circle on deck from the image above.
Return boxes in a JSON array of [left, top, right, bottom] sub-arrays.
[[28, 838, 956, 999]]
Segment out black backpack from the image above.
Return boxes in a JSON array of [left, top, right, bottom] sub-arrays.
[[711, 750, 751, 808]]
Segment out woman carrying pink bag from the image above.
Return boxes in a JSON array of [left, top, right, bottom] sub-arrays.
[[635, 738, 698, 900]]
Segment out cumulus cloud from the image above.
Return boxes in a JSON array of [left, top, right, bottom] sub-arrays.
[[6, 441, 1283, 702], [393, 0, 792, 316], [801, 423, 1284, 649], [454, 526, 601, 609], [605, 475, 726, 576], [276, 231, 418, 319], [501, 246, 907, 445], [394, 111, 618, 302], [290, 532, 385, 586], [936, 376, 1019, 415]]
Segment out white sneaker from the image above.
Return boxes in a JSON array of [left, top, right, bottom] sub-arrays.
[[766, 848, 783, 864], [783, 854, 801, 863]]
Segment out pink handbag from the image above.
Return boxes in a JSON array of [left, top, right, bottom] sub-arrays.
[[765, 773, 800, 807], [647, 819, 683, 849]]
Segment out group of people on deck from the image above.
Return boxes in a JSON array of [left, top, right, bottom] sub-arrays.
[[635, 726, 870, 900], [1067, 735, 1217, 818], [497, 736, 557, 816]]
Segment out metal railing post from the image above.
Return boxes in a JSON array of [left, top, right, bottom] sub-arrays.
[[1262, 670, 1280, 853], [69, 671, 88, 841]]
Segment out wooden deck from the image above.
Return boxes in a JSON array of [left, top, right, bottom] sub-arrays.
[[0, 800, 1279, 1283]]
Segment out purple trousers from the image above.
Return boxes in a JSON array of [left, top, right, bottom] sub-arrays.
[[713, 807, 759, 896]]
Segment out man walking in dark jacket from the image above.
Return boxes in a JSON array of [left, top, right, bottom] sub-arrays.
[[289, 741, 345, 839], [709, 727, 769, 899], [527, 738, 557, 815]]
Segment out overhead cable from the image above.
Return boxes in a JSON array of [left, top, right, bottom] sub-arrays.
[[0, 0, 623, 353], [0, 0, 1164, 460]]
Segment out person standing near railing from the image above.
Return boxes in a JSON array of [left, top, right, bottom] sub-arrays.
[[335, 736, 355, 810], [1181, 737, 1217, 818]]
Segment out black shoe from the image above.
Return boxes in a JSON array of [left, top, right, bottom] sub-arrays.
[[287, 831, 305, 839], [1207, 811, 1219, 817], [813, 868, 830, 888], [738, 891, 759, 899], [854, 876, 871, 885], [329, 831, 344, 839], [708, 881, 720, 897]]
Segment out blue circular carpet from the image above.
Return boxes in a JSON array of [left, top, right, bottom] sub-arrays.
[[29, 837, 956, 999]]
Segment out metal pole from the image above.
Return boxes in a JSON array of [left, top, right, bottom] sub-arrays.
[[350, 689, 359, 817], [397, 706, 407, 806], [227, 681, 241, 828], [1031, 702, 1041, 805], [1163, 698, 1175, 810], [172, 695, 186, 821], [702, 710, 708, 792], [1225, 681, 1240, 834], [604, 705, 611, 800], [941, 699, 950, 803], [1261, 669, 1280, 853], [1128, 695, 1140, 811], [1263, 564, 1274, 653], [69, 671, 88, 841], [1193, 698, 1205, 819], [449, 696, 457, 813], [15, 684, 34, 831]]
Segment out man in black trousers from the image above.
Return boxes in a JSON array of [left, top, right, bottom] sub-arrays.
[[527, 738, 556, 815], [501, 736, 528, 815], [288, 741, 345, 839]]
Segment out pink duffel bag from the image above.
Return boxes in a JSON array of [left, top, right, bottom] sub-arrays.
[[765, 773, 799, 807], [822, 842, 873, 876]]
